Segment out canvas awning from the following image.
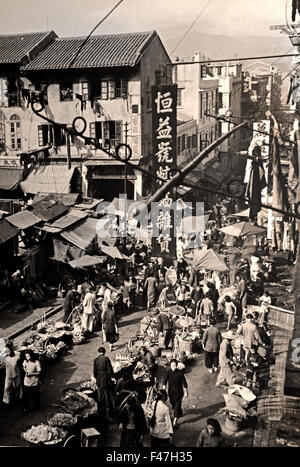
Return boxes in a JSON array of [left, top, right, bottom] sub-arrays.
[[6, 210, 41, 230], [51, 237, 83, 263], [184, 248, 228, 272], [21, 165, 76, 194], [60, 217, 100, 250], [0, 168, 23, 191], [100, 243, 130, 260], [0, 219, 19, 245], [68, 255, 107, 269]]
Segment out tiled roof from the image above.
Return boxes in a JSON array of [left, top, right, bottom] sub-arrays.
[[0, 31, 56, 64], [22, 31, 157, 70]]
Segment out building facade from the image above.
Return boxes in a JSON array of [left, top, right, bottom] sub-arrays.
[[0, 30, 172, 201]]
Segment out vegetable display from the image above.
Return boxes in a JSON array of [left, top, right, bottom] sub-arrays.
[[22, 424, 67, 445]]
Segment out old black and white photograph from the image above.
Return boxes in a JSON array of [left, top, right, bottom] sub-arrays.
[[0, 0, 299, 453]]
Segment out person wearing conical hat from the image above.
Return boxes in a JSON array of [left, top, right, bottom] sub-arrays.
[[216, 331, 236, 388]]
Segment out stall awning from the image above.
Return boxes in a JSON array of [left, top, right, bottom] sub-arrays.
[[100, 243, 130, 260], [30, 195, 69, 222], [68, 255, 107, 269], [60, 217, 100, 250], [0, 219, 19, 245], [184, 248, 228, 272], [6, 210, 40, 230], [0, 168, 23, 191], [34, 193, 80, 207], [21, 165, 76, 194]]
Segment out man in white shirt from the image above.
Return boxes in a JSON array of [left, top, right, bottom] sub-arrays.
[[82, 286, 96, 333]]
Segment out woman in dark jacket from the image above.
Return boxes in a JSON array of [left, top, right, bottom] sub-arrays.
[[118, 393, 147, 447], [196, 418, 226, 447], [163, 359, 188, 427]]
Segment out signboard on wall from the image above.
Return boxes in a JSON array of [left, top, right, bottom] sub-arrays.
[[151, 84, 177, 259]]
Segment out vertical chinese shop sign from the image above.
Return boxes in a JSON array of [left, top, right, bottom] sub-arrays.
[[151, 84, 177, 260]]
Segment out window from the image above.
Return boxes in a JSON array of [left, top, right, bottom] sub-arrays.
[[177, 136, 181, 155], [60, 82, 73, 101], [201, 65, 207, 78], [90, 121, 122, 148], [155, 71, 161, 85], [218, 92, 223, 109], [101, 81, 108, 100], [192, 133, 197, 148], [206, 93, 208, 113], [187, 135, 192, 149], [200, 94, 203, 119], [38, 125, 52, 146], [10, 115, 22, 150], [90, 122, 102, 141], [177, 88, 183, 107], [215, 90, 219, 113], [108, 81, 115, 100], [182, 134, 186, 151], [115, 79, 128, 98], [81, 81, 89, 99], [53, 125, 66, 146]]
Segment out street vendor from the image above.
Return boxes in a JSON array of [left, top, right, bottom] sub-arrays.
[[216, 330, 236, 388], [156, 309, 172, 349], [159, 283, 177, 308], [138, 346, 156, 382]]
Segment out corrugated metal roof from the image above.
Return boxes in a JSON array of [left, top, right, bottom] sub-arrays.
[[30, 195, 68, 222], [6, 210, 40, 230], [0, 168, 24, 191], [21, 165, 76, 195], [0, 219, 19, 245], [43, 209, 88, 231], [34, 193, 80, 206], [22, 31, 157, 70], [0, 31, 55, 64]]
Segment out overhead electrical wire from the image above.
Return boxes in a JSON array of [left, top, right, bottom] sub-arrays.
[[170, 0, 214, 56]]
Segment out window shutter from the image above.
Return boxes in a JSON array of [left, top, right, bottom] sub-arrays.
[[95, 122, 102, 140], [103, 121, 110, 140], [53, 125, 64, 146], [121, 79, 128, 98], [109, 121, 116, 140], [115, 121, 122, 146], [90, 122, 96, 139], [108, 81, 115, 100], [101, 81, 108, 100]]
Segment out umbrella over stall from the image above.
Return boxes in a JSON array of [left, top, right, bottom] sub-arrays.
[[219, 222, 266, 238]]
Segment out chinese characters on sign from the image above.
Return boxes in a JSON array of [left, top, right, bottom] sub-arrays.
[[253, 120, 270, 204], [152, 85, 177, 259]]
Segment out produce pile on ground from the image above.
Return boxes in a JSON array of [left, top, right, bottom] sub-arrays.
[[22, 424, 67, 445], [48, 413, 78, 428]]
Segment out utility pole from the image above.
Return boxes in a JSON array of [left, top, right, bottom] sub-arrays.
[[66, 131, 71, 170], [124, 121, 129, 236]]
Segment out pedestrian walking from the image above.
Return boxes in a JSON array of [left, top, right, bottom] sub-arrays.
[[150, 390, 173, 448], [163, 359, 188, 427], [93, 347, 115, 423], [144, 273, 158, 311], [22, 350, 41, 413], [216, 331, 236, 388], [63, 283, 77, 323], [223, 295, 237, 331], [102, 301, 118, 352], [199, 294, 214, 326], [118, 393, 147, 447], [202, 318, 222, 374], [82, 285, 96, 333], [236, 314, 263, 365], [3, 343, 22, 405]]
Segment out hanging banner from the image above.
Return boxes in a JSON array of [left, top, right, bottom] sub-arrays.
[[151, 84, 177, 259]]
